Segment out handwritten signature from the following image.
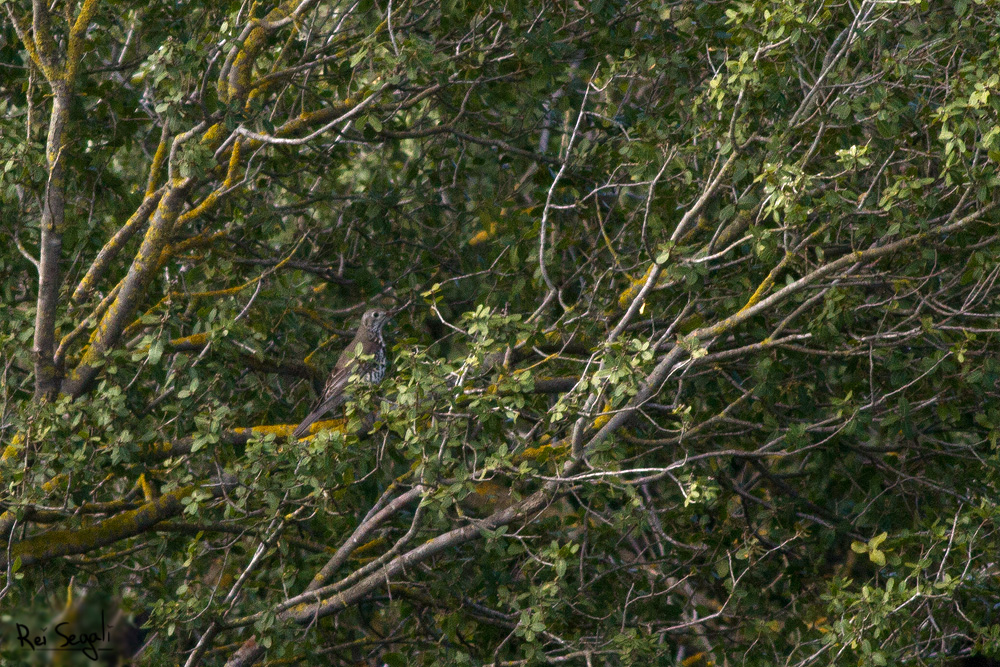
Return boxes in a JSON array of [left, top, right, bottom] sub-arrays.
[[9, 610, 114, 661]]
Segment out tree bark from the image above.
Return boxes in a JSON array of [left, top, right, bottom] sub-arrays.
[[33, 84, 71, 400]]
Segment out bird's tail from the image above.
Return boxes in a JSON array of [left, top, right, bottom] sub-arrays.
[[291, 393, 347, 439], [291, 410, 322, 439]]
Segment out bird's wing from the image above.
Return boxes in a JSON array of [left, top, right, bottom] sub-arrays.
[[291, 363, 353, 439]]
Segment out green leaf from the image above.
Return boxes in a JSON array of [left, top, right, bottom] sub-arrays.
[[349, 47, 369, 67], [148, 339, 164, 366]]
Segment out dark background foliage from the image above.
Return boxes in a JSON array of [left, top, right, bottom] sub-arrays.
[[2, 0, 1000, 665]]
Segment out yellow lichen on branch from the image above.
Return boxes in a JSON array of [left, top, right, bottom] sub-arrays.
[[304, 334, 341, 365], [618, 264, 654, 308], [1, 485, 198, 569], [146, 128, 170, 196], [135, 331, 212, 356], [737, 222, 829, 315], [222, 0, 315, 104], [170, 332, 211, 350], [247, 24, 302, 105], [173, 139, 243, 229], [516, 437, 568, 464], [4, 9, 47, 77], [201, 122, 226, 148], [65, 0, 101, 81], [469, 222, 497, 246], [138, 473, 157, 501], [1, 432, 25, 463], [738, 252, 791, 315], [351, 537, 387, 560], [246, 418, 345, 440], [225, 138, 243, 185], [136, 418, 341, 463], [592, 413, 611, 429], [161, 231, 229, 266]]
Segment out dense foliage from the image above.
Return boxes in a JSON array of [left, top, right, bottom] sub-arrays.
[[3, 0, 1000, 664]]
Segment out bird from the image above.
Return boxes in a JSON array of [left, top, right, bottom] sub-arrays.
[[291, 308, 390, 439]]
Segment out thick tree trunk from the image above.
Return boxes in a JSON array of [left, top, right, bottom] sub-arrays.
[[33, 85, 71, 401]]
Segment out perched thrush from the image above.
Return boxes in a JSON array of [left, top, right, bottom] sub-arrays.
[[292, 308, 390, 439]]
